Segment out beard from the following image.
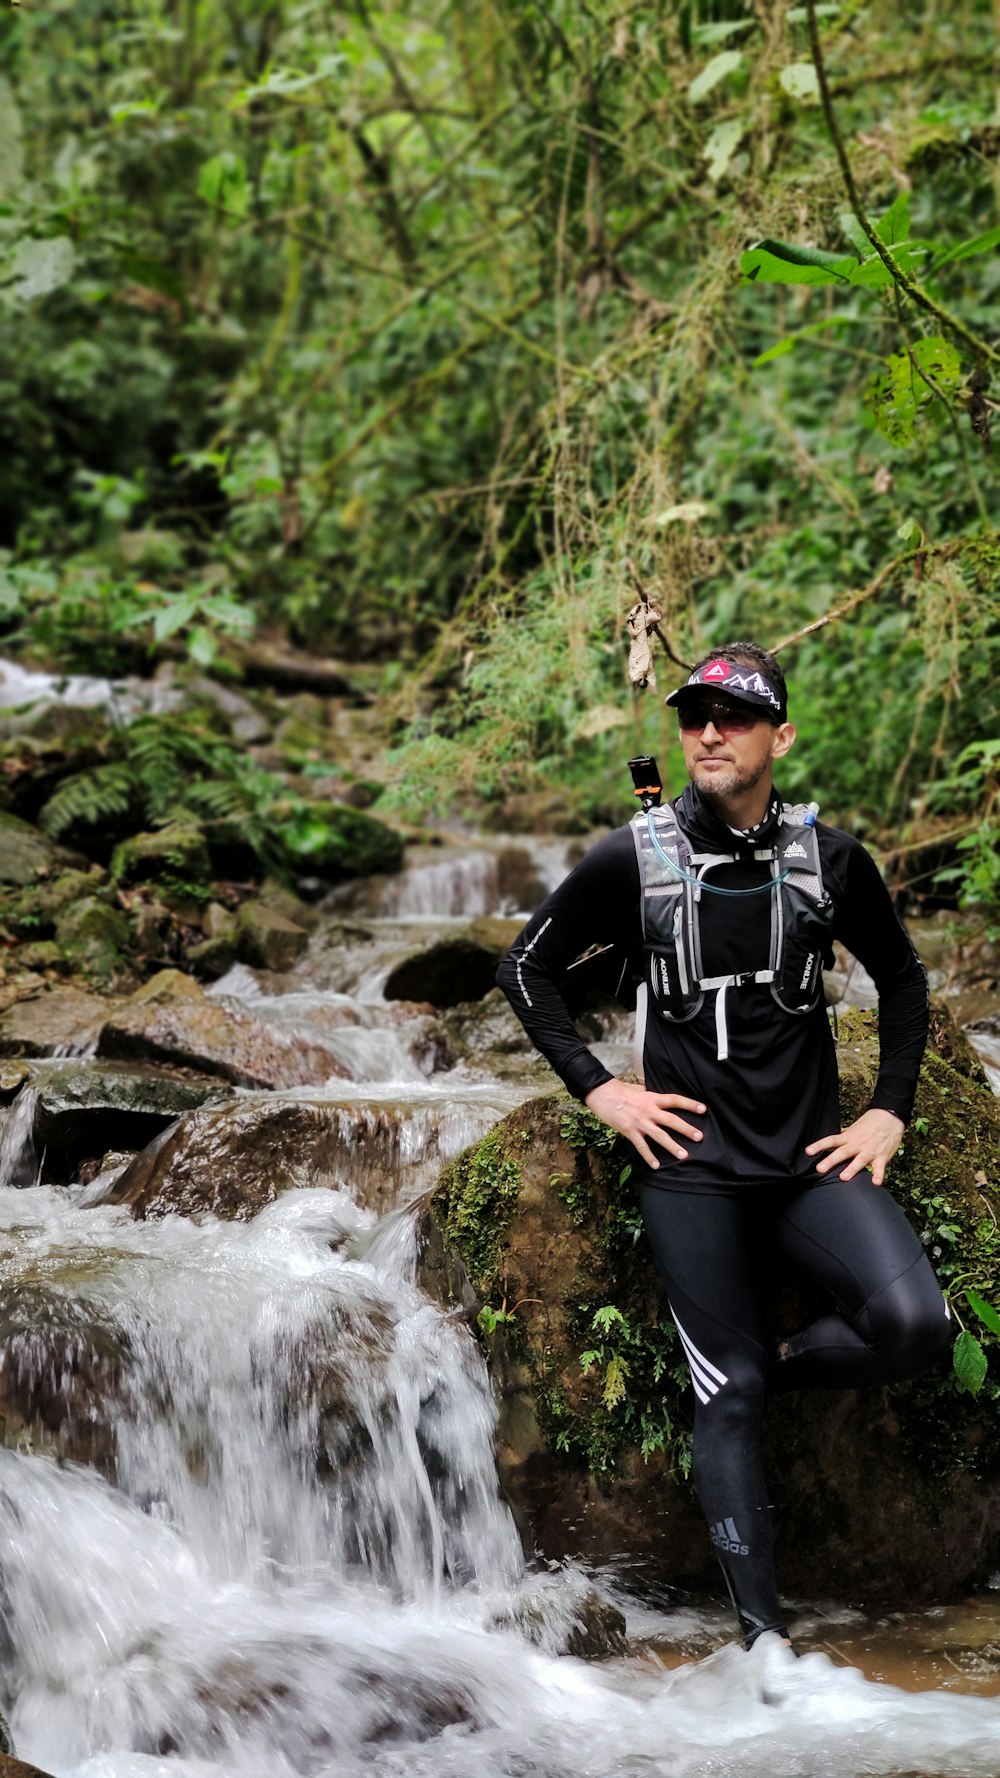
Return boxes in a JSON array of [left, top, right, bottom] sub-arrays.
[[689, 751, 771, 803]]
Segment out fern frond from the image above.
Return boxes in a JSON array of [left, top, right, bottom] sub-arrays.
[[38, 763, 135, 839]]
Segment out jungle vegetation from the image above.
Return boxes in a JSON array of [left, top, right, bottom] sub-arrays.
[[0, 0, 997, 886]]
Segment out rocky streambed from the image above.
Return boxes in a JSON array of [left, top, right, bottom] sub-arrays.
[[0, 695, 999, 1771]]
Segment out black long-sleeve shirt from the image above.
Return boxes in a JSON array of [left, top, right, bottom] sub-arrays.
[[497, 786, 928, 1191]]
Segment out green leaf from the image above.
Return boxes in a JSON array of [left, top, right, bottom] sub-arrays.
[[693, 17, 756, 44], [875, 190, 911, 248], [863, 336, 963, 446], [592, 1304, 626, 1334], [704, 118, 745, 183], [198, 152, 249, 224], [966, 1290, 1000, 1339], [741, 239, 858, 285], [151, 596, 198, 642], [778, 63, 820, 102], [932, 224, 1000, 270], [953, 1329, 987, 1396], [688, 50, 743, 104]]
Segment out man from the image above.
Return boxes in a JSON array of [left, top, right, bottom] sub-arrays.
[[497, 640, 951, 1650]]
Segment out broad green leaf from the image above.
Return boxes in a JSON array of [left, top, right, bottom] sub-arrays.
[[953, 1329, 987, 1395], [839, 211, 869, 255], [779, 63, 820, 102], [2, 236, 76, 307], [864, 336, 963, 446], [151, 597, 199, 642], [187, 626, 217, 667], [741, 239, 858, 285], [689, 50, 743, 105], [966, 1290, 1000, 1338], [845, 255, 897, 289], [704, 118, 744, 183], [752, 314, 859, 366], [932, 224, 1000, 269], [875, 190, 911, 247]]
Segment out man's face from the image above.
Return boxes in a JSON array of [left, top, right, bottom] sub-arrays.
[[678, 696, 793, 802]]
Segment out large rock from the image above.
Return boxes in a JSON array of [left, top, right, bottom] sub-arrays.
[[32, 1060, 230, 1178], [426, 1005, 1000, 1605], [99, 1099, 356, 1220], [0, 985, 110, 1057], [0, 812, 85, 888], [54, 896, 132, 983], [110, 824, 212, 890], [97, 986, 346, 1090], [235, 900, 309, 972], [385, 921, 522, 1010], [0, 1286, 126, 1473]]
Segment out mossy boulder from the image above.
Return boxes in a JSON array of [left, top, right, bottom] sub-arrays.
[[54, 896, 131, 983], [426, 1004, 1000, 1605], [278, 803, 404, 881], [235, 900, 309, 972], [0, 866, 108, 939], [110, 823, 212, 891]]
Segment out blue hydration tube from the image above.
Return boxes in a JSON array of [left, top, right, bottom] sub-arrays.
[[646, 810, 804, 898]]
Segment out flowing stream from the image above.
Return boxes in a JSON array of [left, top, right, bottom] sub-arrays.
[[0, 839, 998, 1775]]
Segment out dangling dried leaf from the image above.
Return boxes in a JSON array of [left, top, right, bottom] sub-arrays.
[[627, 596, 663, 690]]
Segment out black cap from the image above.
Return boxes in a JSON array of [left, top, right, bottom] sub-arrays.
[[665, 657, 786, 721]]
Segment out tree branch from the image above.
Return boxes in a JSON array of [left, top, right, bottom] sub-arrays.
[[805, 0, 999, 367]]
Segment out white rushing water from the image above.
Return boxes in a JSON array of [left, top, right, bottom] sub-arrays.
[[2, 1181, 1000, 1776], [0, 836, 998, 1773]]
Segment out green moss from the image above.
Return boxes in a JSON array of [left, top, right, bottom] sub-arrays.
[[431, 1125, 522, 1301]]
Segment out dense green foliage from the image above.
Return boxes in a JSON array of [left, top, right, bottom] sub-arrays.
[[1, 0, 997, 856]]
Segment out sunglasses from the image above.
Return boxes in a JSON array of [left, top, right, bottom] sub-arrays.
[[677, 702, 767, 736]]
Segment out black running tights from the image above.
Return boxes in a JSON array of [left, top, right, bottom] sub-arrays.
[[639, 1176, 952, 1646]]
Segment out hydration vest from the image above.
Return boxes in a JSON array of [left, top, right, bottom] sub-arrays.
[[630, 802, 834, 1062]]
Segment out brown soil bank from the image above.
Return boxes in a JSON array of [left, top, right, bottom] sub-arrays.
[[427, 1004, 1000, 1608]]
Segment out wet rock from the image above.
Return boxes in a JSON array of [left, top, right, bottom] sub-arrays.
[[32, 1060, 230, 1179], [111, 823, 212, 890], [496, 846, 550, 914], [77, 1149, 136, 1188], [235, 901, 309, 972], [99, 1099, 353, 1220], [0, 1287, 126, 1473], [54, 896, 132, 983], [0, 812, 85, 888], [186, 933, 238, 981], [131, 967, 204, 1004], [0, 1064, 30, 1104], [384, 922, 521, 1011], [97, 986, 345, 1090], [494, 1582, 628, 1659], [0, 985, 110, 1058], [427, 1003, 1000, 1604]]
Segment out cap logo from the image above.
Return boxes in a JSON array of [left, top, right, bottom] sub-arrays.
[[702, 661, 729, 681]]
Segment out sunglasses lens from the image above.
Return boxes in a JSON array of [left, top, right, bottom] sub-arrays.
[[678, 704, 757, 735]]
